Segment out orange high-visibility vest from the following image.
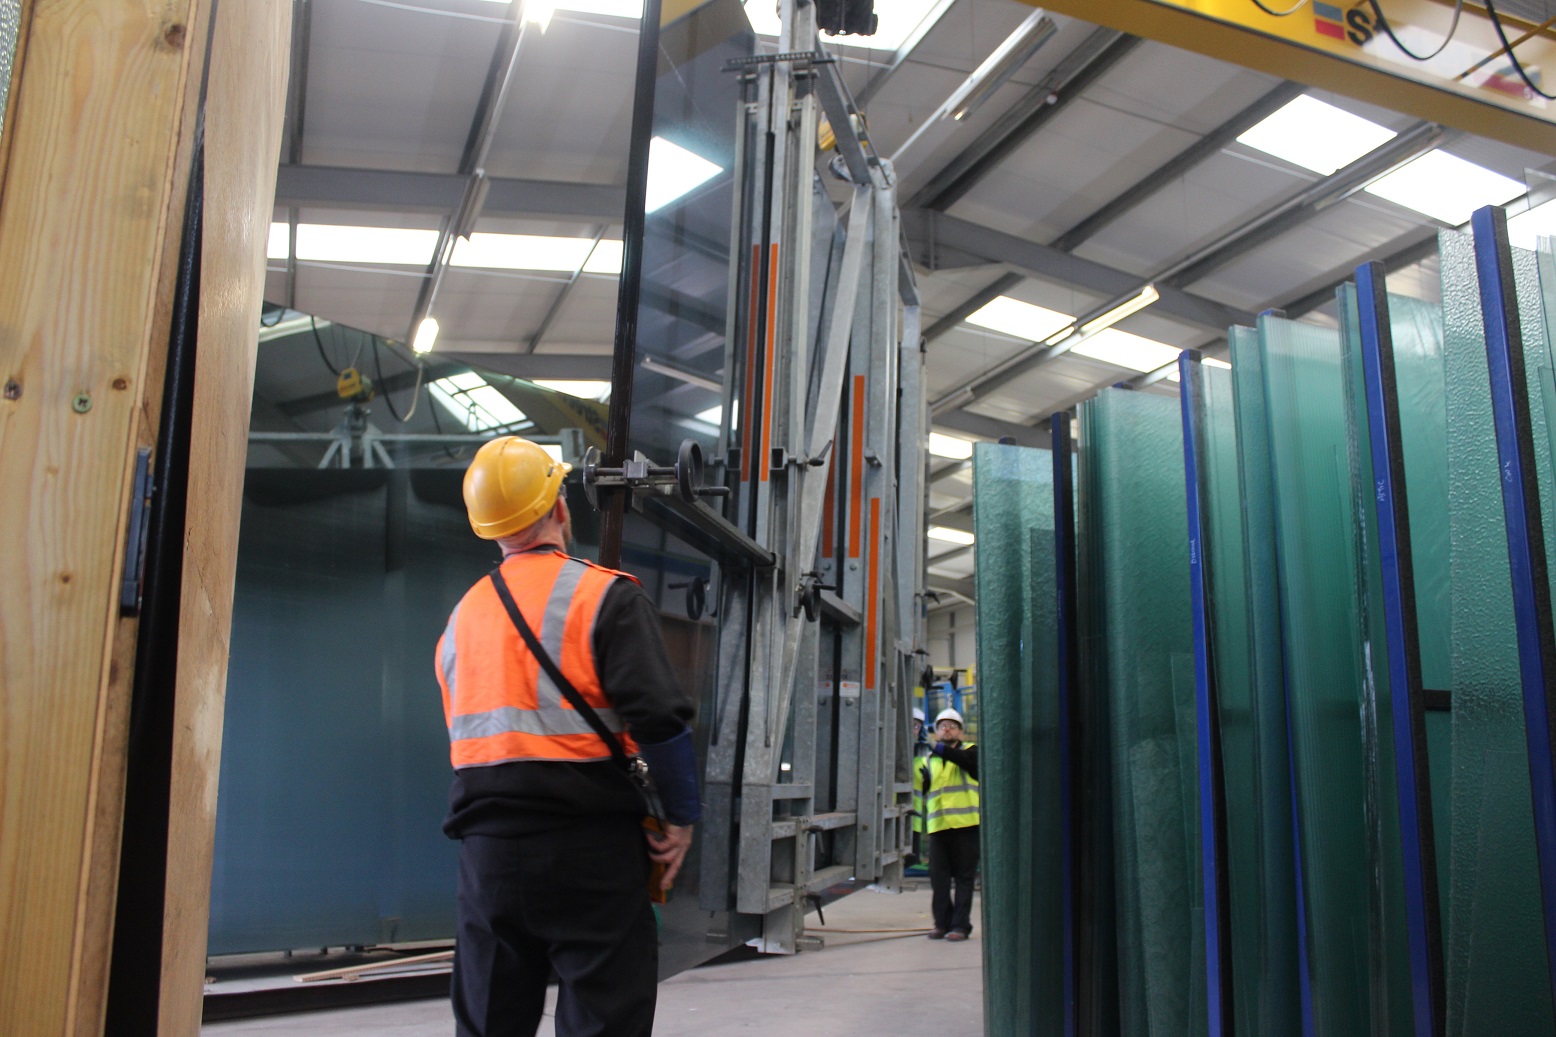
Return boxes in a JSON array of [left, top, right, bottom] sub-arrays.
[[436, 549, 640, 768]]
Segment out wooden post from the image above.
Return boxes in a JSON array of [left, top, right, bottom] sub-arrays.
[[0, 2, 290, 1034]]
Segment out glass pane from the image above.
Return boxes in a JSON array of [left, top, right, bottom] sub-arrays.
[[1256, 313, 1380, 1032], [973, 442, 1063, 1034], [1079, 388, 1205, 1037], [1195, 350, 1301, 1035], [1442, 227, 1556, 1033]]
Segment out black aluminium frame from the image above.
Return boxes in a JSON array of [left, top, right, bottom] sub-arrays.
[[1050, 411, 1081, 1037]]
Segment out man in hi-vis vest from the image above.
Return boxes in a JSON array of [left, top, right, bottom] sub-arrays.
[[435, 436, 702, 1037], [920, 708, 979, 941]]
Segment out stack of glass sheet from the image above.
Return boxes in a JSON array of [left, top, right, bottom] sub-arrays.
[[1078, 389, 1205, 1037], [972, 442, 1064, 1035], [974, 213, 1556, 1035]]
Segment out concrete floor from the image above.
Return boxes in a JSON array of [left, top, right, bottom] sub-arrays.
[[202, 885, 982, 1035]]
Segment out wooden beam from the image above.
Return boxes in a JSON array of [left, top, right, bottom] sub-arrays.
[[0, 3, 209, 1035], [156, 2, 292, 1034]]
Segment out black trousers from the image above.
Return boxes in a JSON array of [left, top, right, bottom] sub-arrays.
[[928, 824, 980, 934], [453, 815, 657, 1037]]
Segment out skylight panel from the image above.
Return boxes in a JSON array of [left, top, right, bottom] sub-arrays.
[[929, 432, 974, 460], [928, 526, 976, 546], [450, 233, 596, 271], [1508, 198, 1556, 251], [1203, 357, 1231, 369], [476, 0, 644, 17], [428, 374, 528, 432], [1069, 329, 1181, 373], [583, 239, 624, 274], [964, 297, 1073, 343], [1236, 95, 1396, 175], [1364, 150, 1525, 226], [290, 224, 439, 266], [741, 0, 942, 48], [533, 379, 612, 401], [646, 137, 723, 213], [267, 223, 289, 260]]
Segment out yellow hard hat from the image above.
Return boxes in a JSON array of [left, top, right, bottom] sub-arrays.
[[462, 436, 573, 540]]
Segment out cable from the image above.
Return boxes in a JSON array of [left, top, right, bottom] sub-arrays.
[[1367, 0, 1465, 62], [1483, 0, 1556, 100], [370, 335, 424, 423], [311, 316, 341, 377], [1249, 0, 1310, 16]]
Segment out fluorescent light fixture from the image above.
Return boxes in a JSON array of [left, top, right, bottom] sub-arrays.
[[964, 296, 1073, 343], [1078, 285, 1160, 337], [451, 233, 595, 271], [290, 224, 439, 266], [1510, 198, 1556, 251], [1364, 150, 1525, 226], [428, 372, 528, 432], [412, 317, 440, 355], [1236, 95, 1397, 175], [945, 10, 1057, 122], [533, 379, 612, 401], [583, 239, 624, 274], [1070, 329, 1182, 373], [1203, 357, 1232, 369], [928, 432, 974, 460], [928, 526, 976, 546], [741, 0, 944, 49], [647, 137, 722, 214]]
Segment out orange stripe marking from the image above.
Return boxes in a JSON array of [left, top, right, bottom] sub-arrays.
[[865, 497, 881, 690], [759, 242, 779, 483]]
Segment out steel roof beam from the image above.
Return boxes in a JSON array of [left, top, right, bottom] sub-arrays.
[[1050, 80, 1305, 252], [909, 29, 1141, 213], [273, 164, 623, 221], [932, 408, 1051, 449], [906, 210, 1255, 331]]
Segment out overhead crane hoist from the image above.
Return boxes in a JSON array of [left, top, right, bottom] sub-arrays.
[[578, 0, 928, 954]]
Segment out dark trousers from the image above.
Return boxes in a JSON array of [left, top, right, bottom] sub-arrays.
[[453, 815, 657, 1037], [928, 824, 980, 934]]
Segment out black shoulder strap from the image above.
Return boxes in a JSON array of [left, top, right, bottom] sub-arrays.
[[488, 567, 630, 769]]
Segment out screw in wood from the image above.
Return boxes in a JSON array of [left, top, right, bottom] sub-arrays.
[[72, 393, 92, 413]]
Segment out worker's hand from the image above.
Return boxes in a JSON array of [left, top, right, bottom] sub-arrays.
[[646, 823, 694, 892]]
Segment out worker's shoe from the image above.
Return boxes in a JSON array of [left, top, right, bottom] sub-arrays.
[[946, 931, 969, 942], [926, 928, 947, 940]]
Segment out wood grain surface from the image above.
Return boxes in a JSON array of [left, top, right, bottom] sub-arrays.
[[156, 1, 290, 1033], [0, 3, 207, 1034]]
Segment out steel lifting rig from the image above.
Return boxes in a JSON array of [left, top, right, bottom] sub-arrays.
[[699, 1, 925, 954], [581, 0, 925, 956]]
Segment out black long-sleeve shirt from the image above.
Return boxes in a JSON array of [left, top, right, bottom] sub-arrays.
[[918, 741, 979, 792], [443, 577, 696, 838]]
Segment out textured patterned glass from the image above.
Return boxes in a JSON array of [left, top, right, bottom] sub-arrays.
[[1257, 313, 1382, 1032], [1079, 388, 1205, 1037], [1195, 348, 1301, 1035], [973, 443, 1063, 1035], [1441, 228, 1556, 1034]]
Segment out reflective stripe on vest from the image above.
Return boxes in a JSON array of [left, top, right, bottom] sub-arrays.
[[923, 746, 979, 833], [435, 549, 640, 768]]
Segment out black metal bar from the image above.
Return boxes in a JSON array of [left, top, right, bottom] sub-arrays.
[[599, 0, 665, 569], [103, 119, 207, 1037], [1051, 412, 1080, 1037]]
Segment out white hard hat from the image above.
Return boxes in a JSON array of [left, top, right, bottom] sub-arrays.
[[934, 708, 964, 726], [912, 707, 926, 722]]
